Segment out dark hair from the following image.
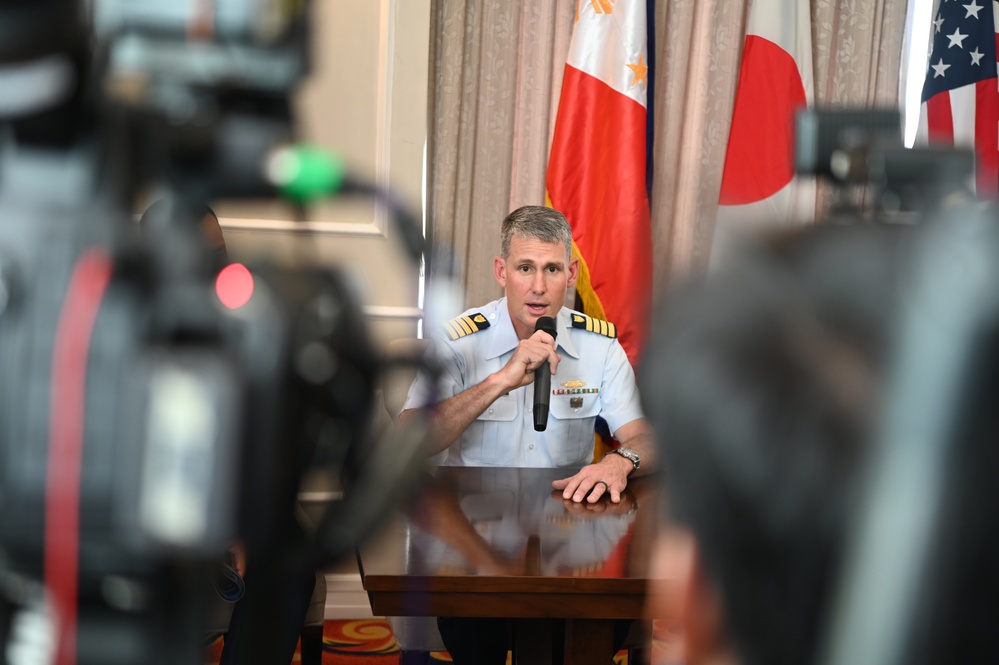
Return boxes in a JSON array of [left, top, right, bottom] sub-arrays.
[[139, 198, 227, 262], [139, 198, 217, 227], [639, 224, 907, 665], [500, 205, 573, 262]]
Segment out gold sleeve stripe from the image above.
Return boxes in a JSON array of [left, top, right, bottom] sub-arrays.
[[444, 319, 462, 340], [457, 316, 474, 335]]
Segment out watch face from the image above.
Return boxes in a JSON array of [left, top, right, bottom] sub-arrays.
[[616, 448, 640, 467]]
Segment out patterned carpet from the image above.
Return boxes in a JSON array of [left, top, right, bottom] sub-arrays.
[[205, 618, 451, 664], [205, 618, 664, 664]]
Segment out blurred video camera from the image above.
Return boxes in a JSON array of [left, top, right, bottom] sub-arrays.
[[0, 2, 429, 663], [795, 108, 976, 223]]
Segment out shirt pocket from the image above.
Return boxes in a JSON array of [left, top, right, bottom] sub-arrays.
[[462, 394, 519, 465], [548, 394, 601, 466]]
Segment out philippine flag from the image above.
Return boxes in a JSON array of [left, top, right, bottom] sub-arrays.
[[546, 0, 652, 367], [716, 0, 815, 236]]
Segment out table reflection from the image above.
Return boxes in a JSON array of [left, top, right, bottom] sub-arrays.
[[403, 466, 641, 579]]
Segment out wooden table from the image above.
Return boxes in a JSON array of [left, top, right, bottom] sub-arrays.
[[357, 466, 658, 665]]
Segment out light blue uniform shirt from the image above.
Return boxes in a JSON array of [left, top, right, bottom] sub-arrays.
[[403, 298, 645, 468]]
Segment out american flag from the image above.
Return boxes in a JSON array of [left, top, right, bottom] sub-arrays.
[[918, 0, 999, 198]]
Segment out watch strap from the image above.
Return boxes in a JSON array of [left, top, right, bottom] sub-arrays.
[[606, 447, 640, 471]]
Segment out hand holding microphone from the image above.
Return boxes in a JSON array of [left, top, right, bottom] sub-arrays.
[[532, 316, 558, 431]]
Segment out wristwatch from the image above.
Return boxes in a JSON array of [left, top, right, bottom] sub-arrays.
[[606, 447, 640, 473]]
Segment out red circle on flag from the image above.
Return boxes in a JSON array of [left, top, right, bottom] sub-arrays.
[[719, 35, 807, 205]]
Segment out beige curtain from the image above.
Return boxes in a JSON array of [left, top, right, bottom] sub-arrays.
[[426, 0, 576, 311], [427, 0, 909, 311], [811, 0, 910, 218], [651, 1, 748, 294]]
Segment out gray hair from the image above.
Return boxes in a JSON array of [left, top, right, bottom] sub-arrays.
[[500, 205, 573, 262]]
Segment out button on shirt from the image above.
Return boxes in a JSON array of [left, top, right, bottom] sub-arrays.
[[403, 298, 645, 468]]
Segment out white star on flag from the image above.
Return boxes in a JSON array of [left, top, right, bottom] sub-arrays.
[[964, 1, 983, 19], [947, 27, 969, 48]]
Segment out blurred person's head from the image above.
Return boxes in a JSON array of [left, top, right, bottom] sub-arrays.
[[139, 198, 228, 265], [640, 223, 908, 665]]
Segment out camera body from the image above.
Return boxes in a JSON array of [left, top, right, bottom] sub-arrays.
[[0, 2, 420, 663], [794, 108, 975, 223]]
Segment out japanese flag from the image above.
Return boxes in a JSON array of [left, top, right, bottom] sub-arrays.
[[715, 0, 815, 248]]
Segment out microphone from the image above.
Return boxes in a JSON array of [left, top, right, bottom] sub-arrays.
[[533, 316, 557, 431]]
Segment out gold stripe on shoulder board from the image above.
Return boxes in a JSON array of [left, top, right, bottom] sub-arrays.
[[443, 312, 491, 340], [571, 313, 617, 338]]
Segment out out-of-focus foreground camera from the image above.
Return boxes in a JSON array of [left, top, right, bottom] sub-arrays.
[[795, 108, 976, 223], [0, 2, 429, 663]]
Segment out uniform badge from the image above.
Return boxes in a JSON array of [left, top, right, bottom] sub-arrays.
[[552, 379, 599, 398]]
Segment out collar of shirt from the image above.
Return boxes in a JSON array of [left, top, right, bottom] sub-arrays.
[[484, 298, 581, 360]]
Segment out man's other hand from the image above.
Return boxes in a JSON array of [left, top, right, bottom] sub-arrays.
[[551, 453, 633, 504]]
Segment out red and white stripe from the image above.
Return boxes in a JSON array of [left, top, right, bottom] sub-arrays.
[[915, 1, 999, 198]]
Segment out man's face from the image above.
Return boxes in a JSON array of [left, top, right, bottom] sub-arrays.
[[494, 234, 578, 340]]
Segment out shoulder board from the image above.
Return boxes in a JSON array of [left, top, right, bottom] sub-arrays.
[[442, 312, 491, 340], [571, 313, 617, 338]]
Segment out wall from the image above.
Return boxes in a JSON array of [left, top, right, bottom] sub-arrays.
[[214, 0, 429, 349]]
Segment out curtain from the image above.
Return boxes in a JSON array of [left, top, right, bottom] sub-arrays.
[[811, 0, 910, 219], [427, 0, 909, 313], [426, 0, 575, 312]]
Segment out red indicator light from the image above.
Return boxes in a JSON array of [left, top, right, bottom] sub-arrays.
[[215, 263, 254, 310]]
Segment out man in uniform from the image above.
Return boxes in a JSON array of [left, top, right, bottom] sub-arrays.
[[402, 204, 653, 500], [400, 205, 653, 664]]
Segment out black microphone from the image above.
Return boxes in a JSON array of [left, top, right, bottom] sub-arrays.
[[533, 316, 557, 431]]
